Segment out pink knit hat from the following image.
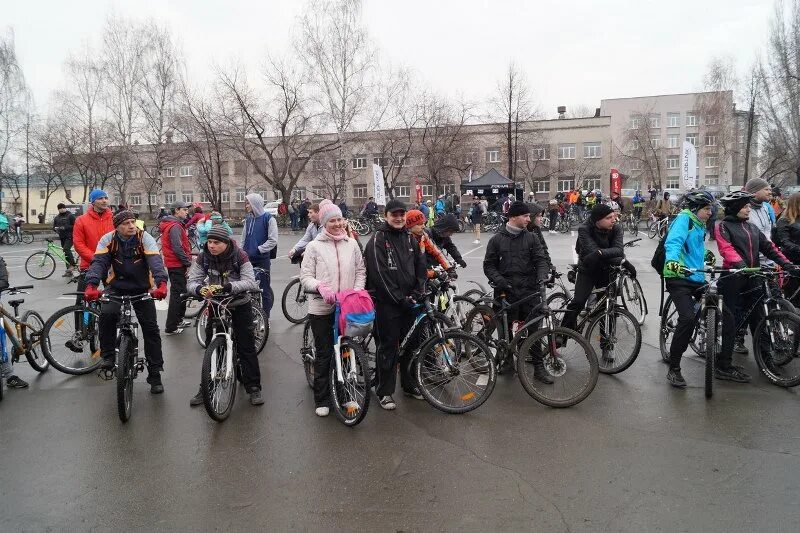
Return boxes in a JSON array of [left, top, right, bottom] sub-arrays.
[[318, 199, 343, 226]]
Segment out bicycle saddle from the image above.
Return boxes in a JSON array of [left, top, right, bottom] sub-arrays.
[[7, 299, 24, 307]]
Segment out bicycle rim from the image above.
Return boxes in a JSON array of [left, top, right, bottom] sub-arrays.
[[252, 306, 268, 354], [42, 305, 103, 375], [330, 341, 370, 426], [301, 321, 315, 389], [705, 309, 716, 398], [22, 310, 49, 372], [587, 308, 642, 374], [622, 278, 646, 325], [202, 336, 237, 422]]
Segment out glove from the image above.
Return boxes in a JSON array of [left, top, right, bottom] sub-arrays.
[[457, 259, 467, 268], [622, 259, 637, 279], [446, 267, 458, 280], [222, 282, 233, 293], [84, 284, 102, 302], [150, 281, 168, 300], [402, 296, 418, 311], [199, 284, 223, 298], [318, 283, 336, 305], [665, 261, 687, 277], [704, 250, 717, 267]]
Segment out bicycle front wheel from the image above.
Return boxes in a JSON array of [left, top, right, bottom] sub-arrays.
[[516, 326, 599, 408], [202, 336, 237, 422], [415, 330, 496, 414], [586, 307, 642, 374], [184, 298, 205, 319], [117, 335, 135, 423], [252, 305, 268, 355], [622, 277, 647, 325], [25, 251, 56, 280], [753, 310, 800, 387], [301, 320, 315, 389], [42, 305, 102, 375], [22, 310, 49, 372], [330, 339, 371, 426], [281, 277, 309, 324], [705, 308, 717, 398]]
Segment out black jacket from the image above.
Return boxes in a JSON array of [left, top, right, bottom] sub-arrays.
[[774, 217, 800, 263], [575, 221, 624, 274], [365, 223, 427, 304], [52, 211, 76, 240], [483, 225, 550, 296], [427, 215, 464, 266]]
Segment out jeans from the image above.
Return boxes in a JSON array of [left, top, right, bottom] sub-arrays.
[[165, 267, 187, 331], [549, 211, 558, 230], [720, 275, 770, 366], [98, 293, 163, 374], [0, 327, 12, 378], [60, 236, 76, 267], [309, 313, 335, 407], [290, 212, 299, 230], [373, 300, 415, 396]]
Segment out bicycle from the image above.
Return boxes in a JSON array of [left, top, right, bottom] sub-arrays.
[[41, 281, 103, 375], [194, 293, 268, 355], [281, 275, 310, 324], [25, 238, 77, 280], [0, 228, 18, 245], [14, 229, 35, 245], [623, 212, 639, 237], [0, 285, 48, 373], [462, 281, 598, 408]]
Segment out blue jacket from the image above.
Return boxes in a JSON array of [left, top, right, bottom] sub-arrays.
[[419, 203, 430, 218], [434, 199, 445, 214], [663, 209, 706, 284]]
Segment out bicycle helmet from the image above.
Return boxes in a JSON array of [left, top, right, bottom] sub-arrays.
[[719, 190, 754, 215], [683, 190, 714, 210]]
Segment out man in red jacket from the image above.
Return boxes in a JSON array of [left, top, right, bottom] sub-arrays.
[[72, 189, 115, 309], [159, 201, 193, 334]]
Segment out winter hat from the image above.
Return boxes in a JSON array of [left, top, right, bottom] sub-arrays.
[[506, 201, 530, 218], [210, 211, 223, 222], [385, 199, 407, 214], [744, 177, 770, 194], [206, 225, 232, 244], [113, 210, 136, 227], [317, 199, 343, 227], [528, 202, 545, 217], [405, 209, 426, 228], [590, 204, 615, 223], [89, 189, 109, 203]]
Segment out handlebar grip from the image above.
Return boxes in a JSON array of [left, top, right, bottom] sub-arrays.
[[12, 285, 34, 290]]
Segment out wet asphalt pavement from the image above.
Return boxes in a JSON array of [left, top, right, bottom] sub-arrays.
[[1, 230, 798, 532]]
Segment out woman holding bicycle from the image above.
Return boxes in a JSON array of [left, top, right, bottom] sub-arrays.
[[300, 200, 366, 417]]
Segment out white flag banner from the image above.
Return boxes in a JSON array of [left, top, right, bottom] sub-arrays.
[[372, 164, 387, 205], [681, 141, 698, 190]]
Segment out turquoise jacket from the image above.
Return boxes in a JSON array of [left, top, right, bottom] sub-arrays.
[[197, 219, 233, 246], [663, 209, 706, 284]]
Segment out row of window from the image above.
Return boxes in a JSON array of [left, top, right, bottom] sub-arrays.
[[630, 112, 720, 130], [628, 153, 719, 171], [629, 133, 721, 151], [530, 177, 604, 194]]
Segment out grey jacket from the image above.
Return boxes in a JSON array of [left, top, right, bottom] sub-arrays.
[[292, 222, 321, 255], [187, 244, 259, 304]]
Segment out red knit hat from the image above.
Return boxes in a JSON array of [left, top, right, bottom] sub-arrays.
[[405, 209, 426, 228]]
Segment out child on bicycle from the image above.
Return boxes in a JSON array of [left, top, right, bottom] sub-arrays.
[[405, 210, 454, 278], [300, 200, 366, 417]]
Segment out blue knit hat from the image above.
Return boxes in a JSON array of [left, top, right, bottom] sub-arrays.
[[89, 189, 109, 203]]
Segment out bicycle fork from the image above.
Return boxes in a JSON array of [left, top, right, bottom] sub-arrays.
[[210, 332, 234, 380]]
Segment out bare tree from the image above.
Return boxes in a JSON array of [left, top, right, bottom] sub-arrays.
[[490, 62, 536, 181], [418, 93, 472, 195], [696, 58, 738, 186], [28, 119, 71, 217], [617, 109, 665, 190], [0, 29, 27, 207]]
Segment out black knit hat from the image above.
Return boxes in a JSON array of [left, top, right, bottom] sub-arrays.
[[113, 210, 136, 227], [507, 201, 530, 218], [206, 225, 232, 244], [590, 204, 614, 223]]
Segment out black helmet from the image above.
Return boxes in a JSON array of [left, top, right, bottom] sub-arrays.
[[683, 190, 714, 210], [720, 191, 754, 214]]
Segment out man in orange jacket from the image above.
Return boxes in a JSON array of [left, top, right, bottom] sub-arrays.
[[72, 189, 114, 307]]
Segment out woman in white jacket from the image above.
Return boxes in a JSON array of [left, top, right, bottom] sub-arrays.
[[300, 200, 366, 417]]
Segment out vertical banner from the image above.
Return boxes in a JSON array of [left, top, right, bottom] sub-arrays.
[[610, 168, 622, 195], [681, 141, 698, 190], [372, 164, 386, 205], [415, 179, 423, 203]]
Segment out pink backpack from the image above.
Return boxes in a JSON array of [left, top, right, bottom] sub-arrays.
[[336, 289, 375, 338]]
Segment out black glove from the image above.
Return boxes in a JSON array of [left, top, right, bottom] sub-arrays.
[[457, 259, 467, 268], [622, 259, 637, 279], [223, 282, 233, 293], [402, 296, 418, 311]]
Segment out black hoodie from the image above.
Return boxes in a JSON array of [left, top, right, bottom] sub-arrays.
[[365, 222, 427, 304]]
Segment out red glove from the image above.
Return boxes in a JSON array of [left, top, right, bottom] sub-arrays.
[[84, 285, 102, 302], [150, 282, 168, 300]]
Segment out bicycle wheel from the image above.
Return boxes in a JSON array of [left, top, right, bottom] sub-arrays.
[[196, 306, 209, 348], [22, 310, 49, 372], [202, 335, 237, 422], [621, 277, 647, 326], [753, 310, 800, 387], [330, 339, 371, 426], [1, 231, 18, 245], [301, 320, 315, 389], [281, 277, 309, 324], [585, 307, 642, 374], [252, 305, 268, 355], [630, 219, 639, 237], [351, 219, 370, 236], [648, 221, 660, 239], [516, 326, 599, 407], [42, 305, 103, 375], [704, 308, 717, 398], [20, 231, 34, 244], [462, 304, 499, 351], [25, 251, 56, 280], [117, 335, 134, 423], [184, 298, 205, 319], [447, 295, 477, 328]]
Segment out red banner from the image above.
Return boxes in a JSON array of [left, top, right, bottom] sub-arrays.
[[610, 168, 622, 195], [415, 180, 423, 203]]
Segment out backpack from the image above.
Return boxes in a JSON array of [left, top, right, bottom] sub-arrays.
[[651, 215, 690, 274], [336, 289, 375, 338]]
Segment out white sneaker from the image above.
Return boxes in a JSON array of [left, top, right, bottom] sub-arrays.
[[379, 395, 396, 410], [473, 239, 480, 244], [549, 230, 556, 234], [165, 328, 184, 336], [315, 406, 330, 417]]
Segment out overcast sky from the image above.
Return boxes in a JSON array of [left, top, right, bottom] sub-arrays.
[[5, 0, 776, 118]]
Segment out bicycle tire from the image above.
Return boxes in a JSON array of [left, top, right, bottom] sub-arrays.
[[659, 296, 677, 363], [460, 288, 486, 302], [752, 310, 800, 387], [281, 277, 309, 324], [117, 335, 134, 423], [630, 220, 639, 237], [2, 231, 18, 245], [621, 277, 647, 326], [415, 330, 496, 414], [330, 339, 371, 426], [196, 306, 209, 348], [202, 335, 237, 422], [20, 231, 34, 245], [447, 295, 477, 328], [301, 320, 315, 389], [41, 305, 103, 375], [585, 307, 642, 374], [648, 221, 660, 239], [22, 310, 49, 372], [705, 308, 717, 398], [516, 326, 599, 408], [252, 305, 268, 355], [25, 251, 56, 280]]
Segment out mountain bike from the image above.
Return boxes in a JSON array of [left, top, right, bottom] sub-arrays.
[[41, 285, 103, 375], [0, 285, 48, 373], [25, 238, 76, 280]]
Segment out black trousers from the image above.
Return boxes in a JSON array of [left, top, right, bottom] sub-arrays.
[[549, 211, 558, 230], [165, 267, 187, 331], [203, 303, 261, 392], [74, 272, 87, 330], [309, 313, 335, 407], [720, 275, 769, 366], [251, 259, 274, 318], [99, 295, 163, 373], [373, 300, 415, 397], [561, 270, 610, 333], [60, 236, 76, 267]]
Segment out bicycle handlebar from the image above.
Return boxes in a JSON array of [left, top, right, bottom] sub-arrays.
[[624, 238, 642, 247], [100, 293, 152, 303]]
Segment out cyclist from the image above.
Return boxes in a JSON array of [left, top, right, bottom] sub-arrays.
[[287, 203, 320, 263], [655, 191, 672, 219], [52, 203, 77, 277], [160, 201, 193, 336], [243, 193, 278, 318], [361, 196, 378, 218], [84, 210, 169, 394], [662, 190, 721, 387], [187, 225, 264, 406], [632, 190, 645, 221], [300, 200, 366, 417], [405, 209, 453, 277], [426, 214, 467, 270], [715, 191, 797, 379], [469, 195, 484, 244], [365, 199, 427, 409], [483, 201, 552, 381], [73, 189, 115, 303]]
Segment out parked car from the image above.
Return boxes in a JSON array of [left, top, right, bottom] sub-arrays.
[[264, 201, 280, 217]]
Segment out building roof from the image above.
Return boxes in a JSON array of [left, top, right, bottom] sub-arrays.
[[464, 168, 513, 187]]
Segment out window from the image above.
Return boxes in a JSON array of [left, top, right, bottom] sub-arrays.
[[705, 115, 720, 125], [39, 190, 45, 199], [531, 146, 549, 160], [705, 155, 718, 168], [686, 133, 697, 146], [394, 185, 410, 198], [352, 156, 367, 170], [686, 113, 697, 127], [667, 134, 680, 148], [667, 113, 680, 128], [421, 184, 433, 197], [650, 137, 660, 149], [164, 167, 174, 177], [220, 191, 230, 203], [113, 195, 121, 206], [311, 186, 326, 199], [353, 184, 367, 198], [583, 142, 602, 159], [464, 152, 478, 164], [534, 180, 550, 193], [629, 139, 640, 151], [235, 189, 246, 203], [442, 184, 456, 195], [583, 177, 601, 191], [705, 135, 717, 147], [373, 157, 385, 167], [31, 209, 36, 216], [666, 177, 680, 189], [198, 192, 210, 203], [630, 160, 643, 171], [486, 149, 500, 163], [629, 116, 641, 129], [129, 194, 141, 206], [649, 115, 660, 128], [164, 191, 176, 204], [704, 175, 719, 186], [179, 165, 192, 177], [182, 191, 193, 203], [558, 179, 575, 192], [666, 156, 679, 170], [558, 144, 576, 159]]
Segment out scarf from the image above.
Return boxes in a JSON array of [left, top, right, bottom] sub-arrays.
[[323, 228, 347, 242]]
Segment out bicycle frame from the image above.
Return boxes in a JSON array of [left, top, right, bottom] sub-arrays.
[[0, 306, 39, 357], [399, 296, 455, 372]]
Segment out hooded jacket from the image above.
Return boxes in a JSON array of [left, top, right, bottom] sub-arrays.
[[574, 220, 624, 274], [715, 216, 790, 269], [242, 193, 278, 264], [426, 215, 464, 265], [159, 215, 192, 269], [749, 200, 777, 265], [73, 208, 115, 270], [53, 210, 76, 240], [365, 222, 426, 304], [300, 231, 366, 315], [187, 241, 259, 307], [483, 224, 550, 295], [663, 209, 706, 284]]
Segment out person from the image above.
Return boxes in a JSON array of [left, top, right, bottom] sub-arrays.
[[528, 191, 536, 203], [12, 213, 24, 238], [655, 191, 672, 219], [299, 198, 311, 228], [771, 188, 785, 218], [502, 195, 512, 216], [365, 199, 427, 409], [187, 225, 263, 406], [547, 199, 559, 234], [84, 210, 168, 394], [243, 193, 278, 318], [470, 196, 483, 244], [483, 201, 552, 380], [426, 200, 435, 226], [288, 203, 321, 262], [289, 199, 299, 231], [361, 196, 378, 218], [480, 195, 489, 214], [632, 190, 645, 221], [434, 195, 446, 217], [774, 192, 800, 305], [0, 256, 28, 389], [37, 212, 45, 224], [156, 206, 169, 220], [419, 198, 430, 221], [338, 199, 349, 219], [160, 201, 193, 335], [561, 204, 634, 338], [451, 193, 461, 216], [300, 200, 366, 416], [743, 178, 777, 264], [73, 189, 115, 306], [405, 209, 452, 276], [526, 203, 555, 273], [53, 203, 77, 276], [426, 214, 467, 269], [133, 212, 146, 232], [716, 190, 797, 379], [661, 191, 721, 387], [197, 211, 233, 246]]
